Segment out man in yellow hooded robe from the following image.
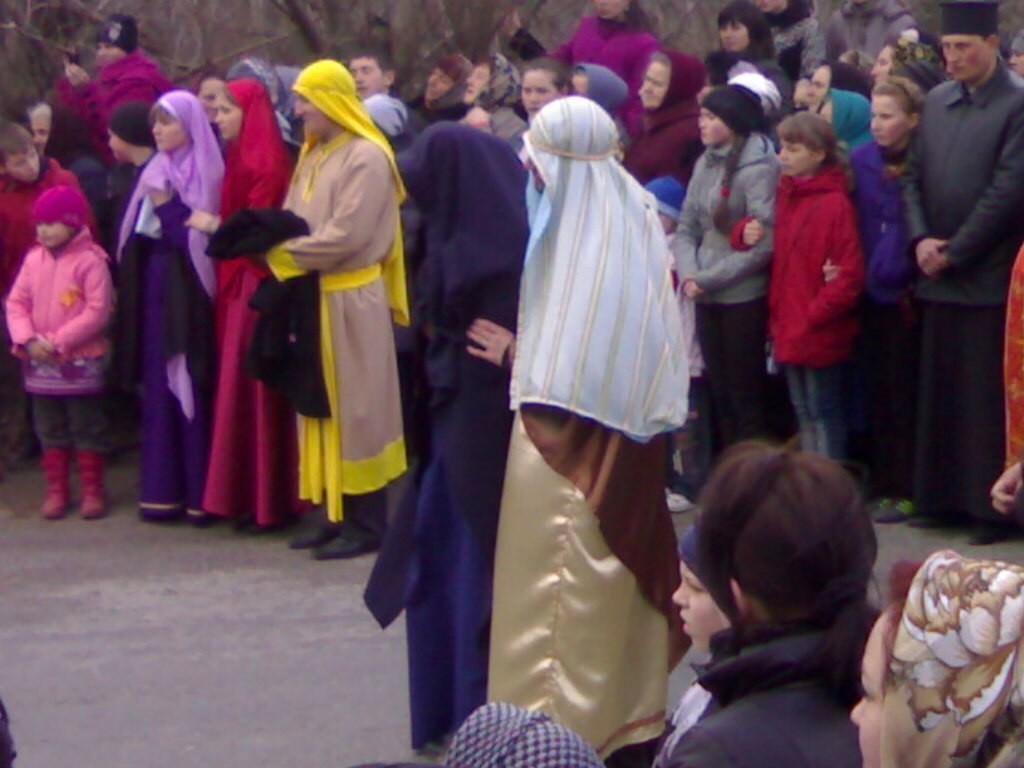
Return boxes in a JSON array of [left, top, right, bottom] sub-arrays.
[[271, 59, 408, 560]]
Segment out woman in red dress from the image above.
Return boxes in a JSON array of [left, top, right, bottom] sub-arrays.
[[189, 78, 299, 529]]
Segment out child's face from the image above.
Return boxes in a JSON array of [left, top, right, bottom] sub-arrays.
[[779, 140, 825, 177], [2, 147, 41, 183], [672, 562, 730, 654], [659, 212, 678, 235], [36, 221, 76, 250]]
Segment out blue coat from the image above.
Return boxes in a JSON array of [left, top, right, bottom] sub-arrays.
[[850, 141, 915, 304]]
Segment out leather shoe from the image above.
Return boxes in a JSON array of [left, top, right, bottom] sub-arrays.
[[289, 523, 340, 550], [313, 531, 380, 561], [968, 524, 1015, 547]]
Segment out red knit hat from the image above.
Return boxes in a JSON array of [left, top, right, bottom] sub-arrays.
[[32, 185, 90, 229]]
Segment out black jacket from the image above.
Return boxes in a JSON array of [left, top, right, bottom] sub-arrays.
[[664, 631, 861, 768], [904, 62, 1024, 306]]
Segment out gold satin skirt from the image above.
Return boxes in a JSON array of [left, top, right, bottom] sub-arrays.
[[488, 415, 669, 756]]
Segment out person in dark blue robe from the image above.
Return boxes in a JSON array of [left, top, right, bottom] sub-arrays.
[[365, 122, 528, 750]]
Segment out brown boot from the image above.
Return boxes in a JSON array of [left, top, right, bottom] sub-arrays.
[[40, 447, 71, 520], [77, 450, 107, 520]]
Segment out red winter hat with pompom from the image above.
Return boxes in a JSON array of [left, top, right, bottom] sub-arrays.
[[32, 185, 90, 229]]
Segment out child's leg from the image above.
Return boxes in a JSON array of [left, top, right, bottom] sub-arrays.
[[31, 395, 72, 518], [68, 394, 111, 519], [66, 394, 111, 455], [806, 365, 847, 461], [31, 395, 72, 451]]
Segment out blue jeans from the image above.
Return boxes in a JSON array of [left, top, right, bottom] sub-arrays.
[[784, 364, 846, 460]]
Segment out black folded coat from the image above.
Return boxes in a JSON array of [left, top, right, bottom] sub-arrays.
[[209, 209, 331, 418]]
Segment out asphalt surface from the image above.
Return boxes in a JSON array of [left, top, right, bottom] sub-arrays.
[[1, 453, 1021, 768]]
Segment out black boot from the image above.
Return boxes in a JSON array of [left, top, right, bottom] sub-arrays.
[[313, 523, 379, 561], [289, 507, 341, 550]]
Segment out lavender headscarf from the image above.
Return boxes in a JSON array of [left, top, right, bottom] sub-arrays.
[[116, 90, 224, 418]]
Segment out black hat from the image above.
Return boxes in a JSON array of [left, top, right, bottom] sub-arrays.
[[701, 84, 766, 136], [109, 101, 155, 148], [97, 13, 138, 53], [941, 1, 999, 38]]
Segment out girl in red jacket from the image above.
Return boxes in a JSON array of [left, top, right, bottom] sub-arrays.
[[769, 112, 864, 460]]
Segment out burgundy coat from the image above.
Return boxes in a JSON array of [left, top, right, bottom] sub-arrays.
[[56, 51, 173, 165], [624, 50, 706, 186], [769, 166, 864, 368]]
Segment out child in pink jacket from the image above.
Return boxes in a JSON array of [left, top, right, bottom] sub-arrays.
[[5, 185, 113, 520]]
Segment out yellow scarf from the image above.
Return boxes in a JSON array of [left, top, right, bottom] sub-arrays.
[[291, 59, 409, 326]]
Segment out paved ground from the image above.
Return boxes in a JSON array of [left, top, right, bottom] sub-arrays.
[[1, 453, 1022, 768]]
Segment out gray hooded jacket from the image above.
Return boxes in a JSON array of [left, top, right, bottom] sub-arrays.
[[673, 133, 781, 305]]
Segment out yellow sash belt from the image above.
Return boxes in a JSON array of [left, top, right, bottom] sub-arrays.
[[267, 249, 406, 522]]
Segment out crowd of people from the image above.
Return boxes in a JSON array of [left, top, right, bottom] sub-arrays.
[[3, 0, 1024, 766]]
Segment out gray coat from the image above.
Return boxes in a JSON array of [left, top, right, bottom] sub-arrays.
[[903, 62, 1024, 306], [673, 134, 780, 305], [825, 0, 916, 60]]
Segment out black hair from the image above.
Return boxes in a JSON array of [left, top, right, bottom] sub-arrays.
[[696, 443, 879, 708], [718, 0, 776, 62], [350, 49, 395, 73], [523, 58, 571, 92], [621, 1, 652, 31], [712, 136, 750, 235], [0, 696, 15, 768]]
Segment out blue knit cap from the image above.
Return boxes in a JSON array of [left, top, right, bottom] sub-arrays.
[[646, 176, 686, 221]]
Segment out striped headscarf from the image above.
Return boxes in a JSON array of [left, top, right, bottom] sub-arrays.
[[512, 96, 689, 440]]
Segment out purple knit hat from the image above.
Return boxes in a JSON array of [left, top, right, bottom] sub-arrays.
[[32, 185, 89, 229]]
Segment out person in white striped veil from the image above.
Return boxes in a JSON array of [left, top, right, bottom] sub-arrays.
[[483, 96, 690, 764]]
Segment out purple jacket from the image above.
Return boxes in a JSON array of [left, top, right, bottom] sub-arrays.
[[550, 16, 659, 138], [850, 141, 915, 304]]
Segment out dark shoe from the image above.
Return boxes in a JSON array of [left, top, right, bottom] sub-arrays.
[[906, 515, 959, 530], [969, 523, 1015, 546], [312, 530, 380, 561], [188, 511, 221, 528], [289, 523, 340, 550], [870, 498, 914, 525]]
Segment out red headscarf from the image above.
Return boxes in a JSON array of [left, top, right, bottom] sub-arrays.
[[221, 78, 292, 218]]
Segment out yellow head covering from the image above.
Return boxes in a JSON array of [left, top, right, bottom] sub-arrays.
[[292, 59, 409, 326]]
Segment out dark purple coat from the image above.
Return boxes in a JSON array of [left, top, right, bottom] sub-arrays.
[[850, 141, 915, 304], [549, 16, 659, 138]]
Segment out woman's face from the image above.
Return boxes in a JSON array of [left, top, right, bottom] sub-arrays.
[[850, 614, 891, 768], [425, 68, 456, 104], [720, 22, 751, 54], [1012, 52, 1024, 78], [809, 65, 832, 109], [870, 93, 918, 150], [871, 45, 894, 84], [293, 95, 334, 138], [639, 60, 671, 111], [214, 92, 245, 143], [757, 0, 787, 13], [593, 0, 630, 20], [465, 63, 491, 105], [522, 70, 564, 119], [198, 77, 225, 122], [152, 114, 189, 153], [672, 562, 730, 654], [29, 110, 51, 154], [699, 108, 734, 148]]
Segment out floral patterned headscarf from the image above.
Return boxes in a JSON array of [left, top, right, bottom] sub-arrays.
[[477, 53, 522, 112], [882, 550, 1024, 768]]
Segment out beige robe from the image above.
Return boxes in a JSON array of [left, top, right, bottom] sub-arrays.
[[282, 136, 403, 486]]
